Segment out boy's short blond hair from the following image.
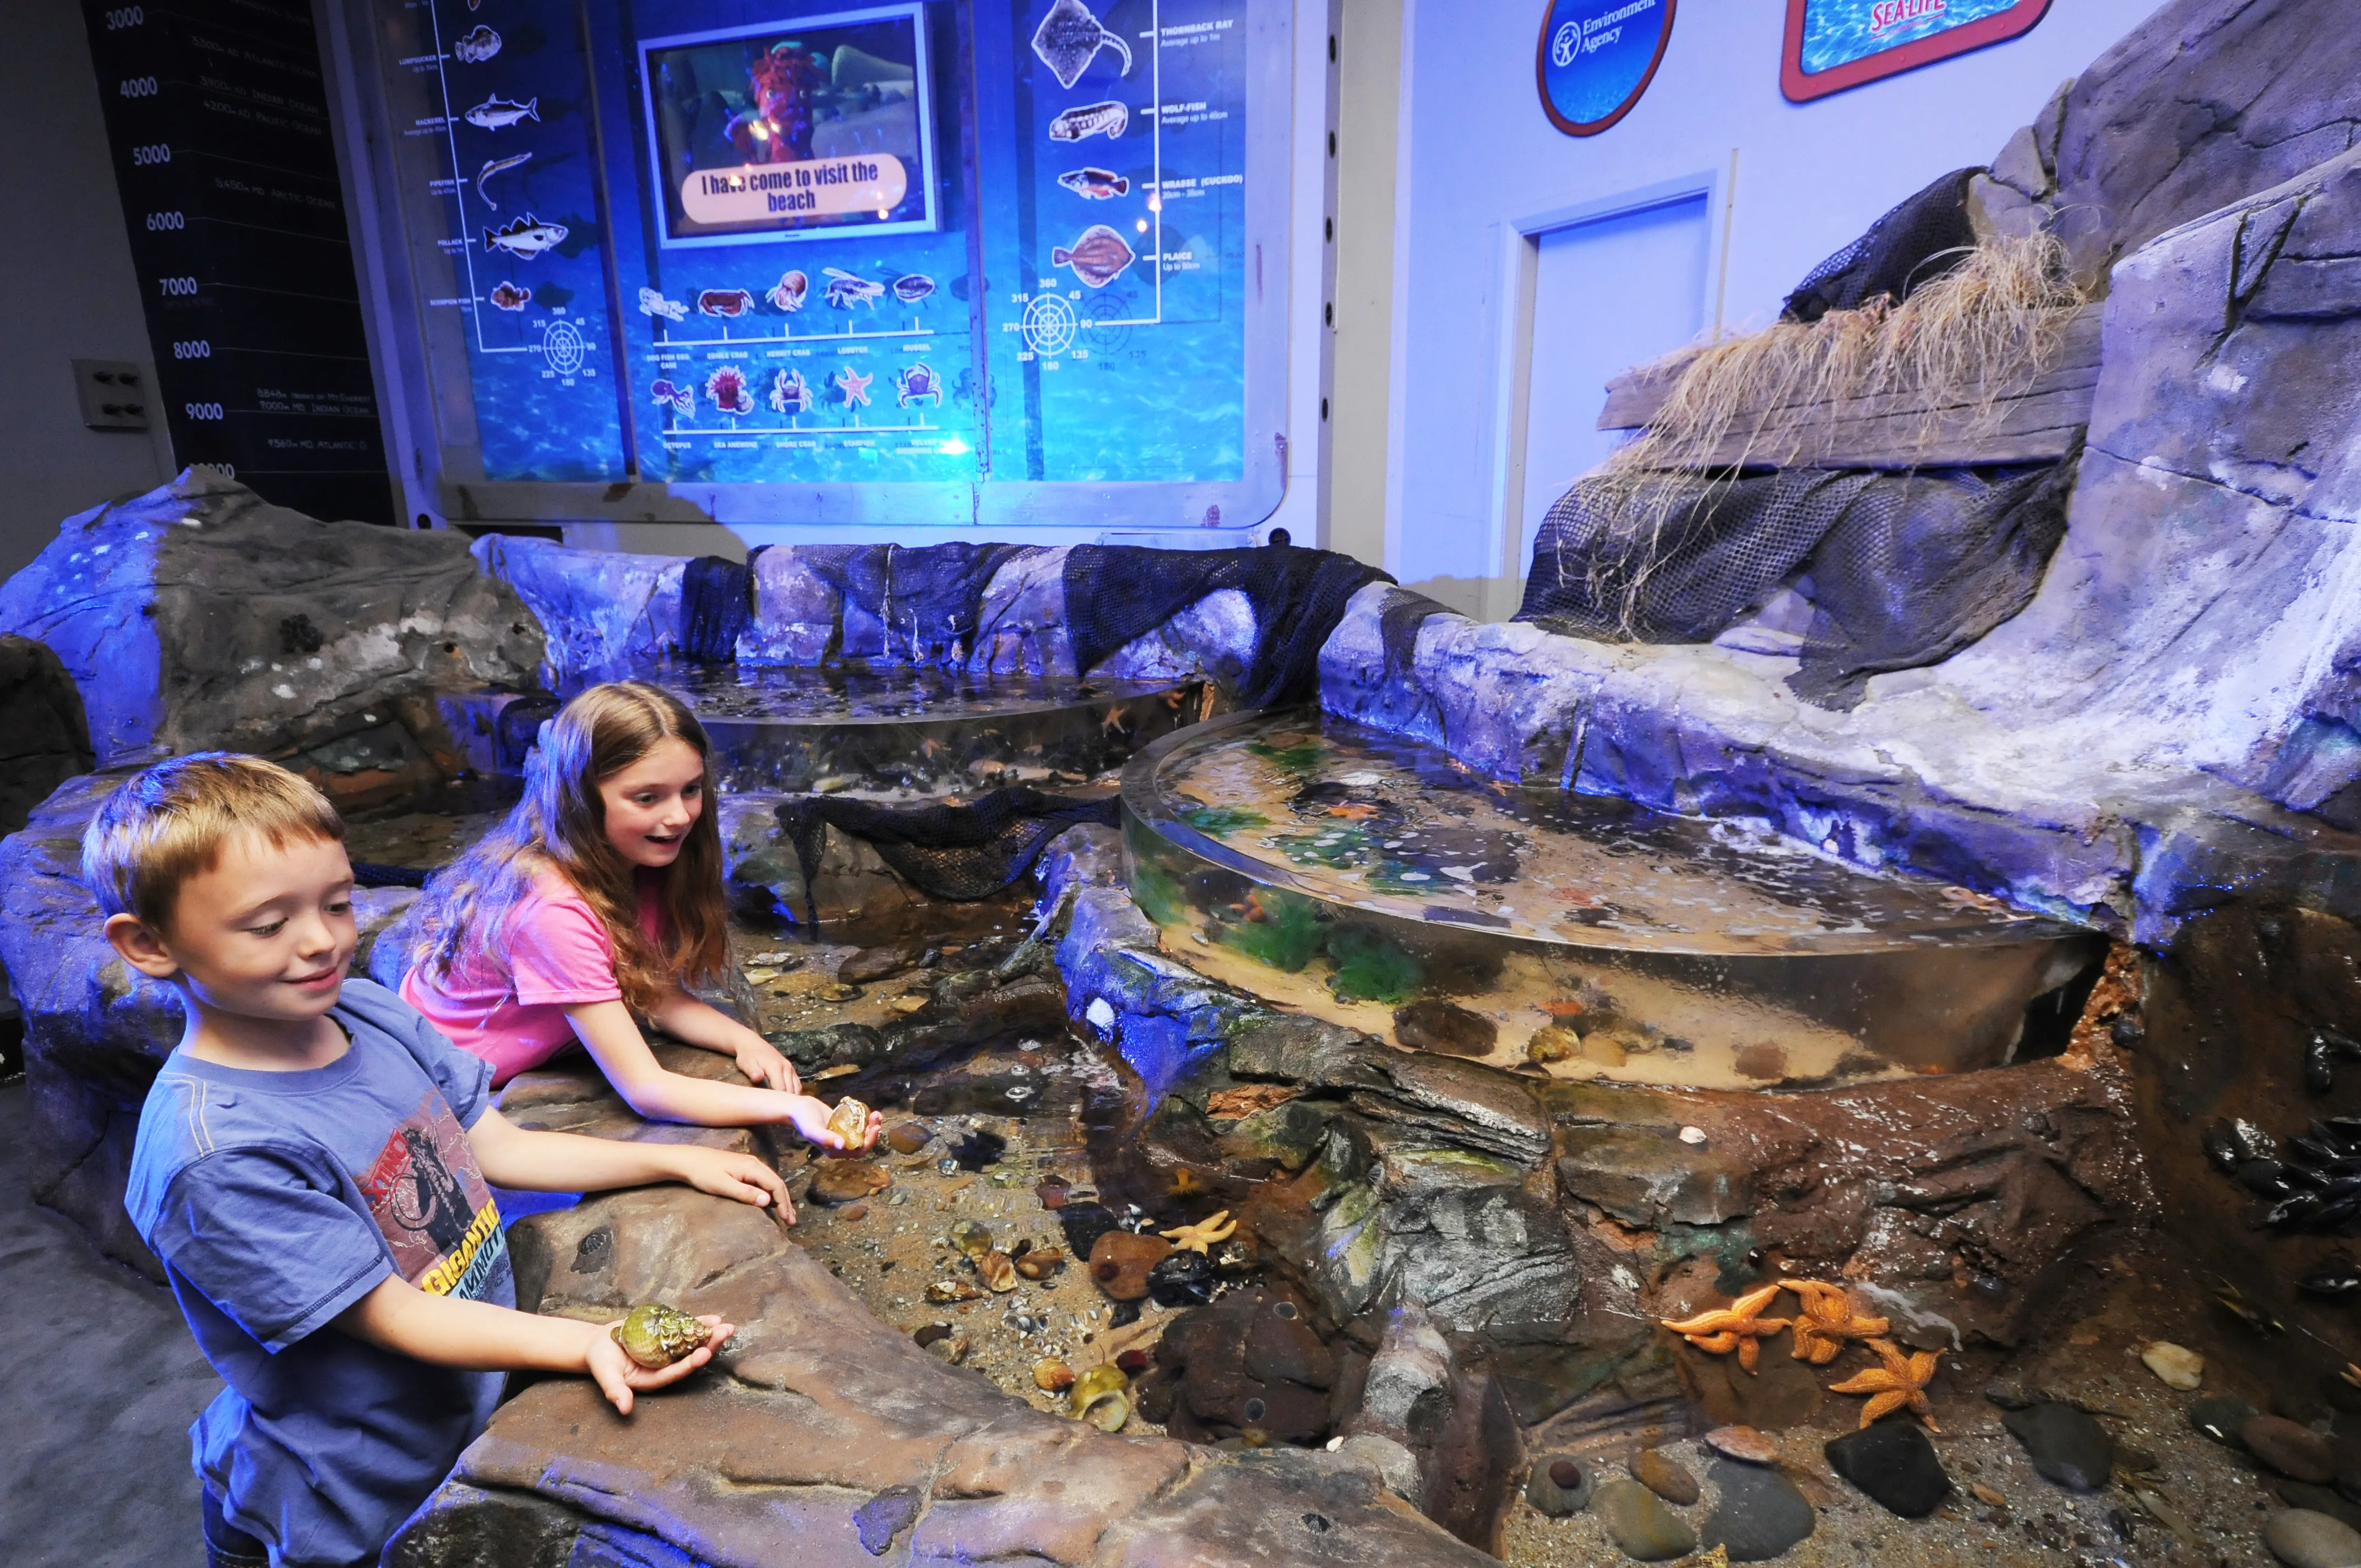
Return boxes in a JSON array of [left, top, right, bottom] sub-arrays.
[[82, 752, 346, 930]]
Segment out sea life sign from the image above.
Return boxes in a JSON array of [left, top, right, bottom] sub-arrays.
[[1536, 0, 1675, 137], [1782, 0, 2049, 102]]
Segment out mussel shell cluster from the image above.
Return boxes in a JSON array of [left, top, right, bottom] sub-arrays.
[[2204, 1108, 2361, 1235]]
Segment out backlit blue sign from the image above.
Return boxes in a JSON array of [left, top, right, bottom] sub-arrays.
[[1537, 0, 1676, 137]]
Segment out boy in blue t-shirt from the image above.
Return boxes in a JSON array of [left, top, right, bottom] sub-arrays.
[[89, 754, 799, 1568]]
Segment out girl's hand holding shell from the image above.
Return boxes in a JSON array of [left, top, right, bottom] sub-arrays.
[[784, 1093, 882, 1152]]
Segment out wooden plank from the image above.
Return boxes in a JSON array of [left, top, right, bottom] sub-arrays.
[[1593, 306, 2103, 470]]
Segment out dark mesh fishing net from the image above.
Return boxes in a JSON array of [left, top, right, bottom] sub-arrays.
[[774, 786, 1120, 922], [1518, 451, 2076, 710], [805, 542, 1040, 663], [1063, 544, 1392, 707], [679, 556, 754, 663], [1783, 167, 1981, 323]]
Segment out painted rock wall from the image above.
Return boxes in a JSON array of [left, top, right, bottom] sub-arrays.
[[0, 471, 544, 809]]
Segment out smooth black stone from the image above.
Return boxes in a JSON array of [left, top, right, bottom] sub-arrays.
[[1826, 1421, 1952, 1518], [2003, 1401, 2114, 1491], [1700, 1458, 1816, 1562], [2191, 1394, 2260, 1446]]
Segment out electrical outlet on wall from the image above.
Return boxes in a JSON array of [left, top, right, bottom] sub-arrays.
[[72, 359, 151, 432]]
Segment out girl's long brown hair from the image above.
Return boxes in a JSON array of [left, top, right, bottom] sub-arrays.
[[414, 681, 730, 1015]]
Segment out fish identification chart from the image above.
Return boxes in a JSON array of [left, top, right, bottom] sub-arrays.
[[977, 0, 1249, 483], [393, 0, 627, 481], [591, 1, 981, 487]]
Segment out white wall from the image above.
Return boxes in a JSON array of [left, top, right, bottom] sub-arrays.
[[0, 0, 178, 581], [1384, 0, 2164, 597]]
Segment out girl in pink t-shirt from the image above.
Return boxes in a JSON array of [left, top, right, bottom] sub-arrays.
[[402, 681, 878, 1153]]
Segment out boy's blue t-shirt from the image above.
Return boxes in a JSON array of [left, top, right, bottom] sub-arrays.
[[126, 979, 515, 1568]]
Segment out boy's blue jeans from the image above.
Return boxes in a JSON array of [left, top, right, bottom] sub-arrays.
[[201, 1489, 268, 1568]]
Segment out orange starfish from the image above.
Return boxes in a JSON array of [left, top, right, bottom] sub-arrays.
[[1324, 802, 1380, 821], [1781, 1280, 1890, 1365], [1660, 1284, 1792, 1374], [1828, 1338, 1941, 1429]]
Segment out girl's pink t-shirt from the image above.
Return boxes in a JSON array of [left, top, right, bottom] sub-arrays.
[[400, 876, 668, 1086]]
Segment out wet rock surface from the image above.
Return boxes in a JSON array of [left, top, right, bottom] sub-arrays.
[[0, 473, 541, 790], [1698, 1457, 1816, 1562], [2265, 1509, 2361, 1568], [1589, 1478, 1695, 1562], [1824, 1420, 1952, 1518], [2003, 1401, 2114, 1492]]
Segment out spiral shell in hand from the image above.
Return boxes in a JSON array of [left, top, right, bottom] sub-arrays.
[[827, 1096, 872, 1147], [611, 1302, 708, 1369]]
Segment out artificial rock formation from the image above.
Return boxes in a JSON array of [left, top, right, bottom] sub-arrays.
[[390, 1084, 1494, 1567], [0, 471, 544, 808], [1325, 2, 2361, 945], [1038, 825, 2145, 1398]]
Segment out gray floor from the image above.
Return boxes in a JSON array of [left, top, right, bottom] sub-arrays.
[[1, 1081, 215, 1566]]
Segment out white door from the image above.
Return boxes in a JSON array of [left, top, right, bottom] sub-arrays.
[[1517, 195, 1712, 574]]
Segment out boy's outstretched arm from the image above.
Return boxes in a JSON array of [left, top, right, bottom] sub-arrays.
[[465, 1104, 799, 1221], [334, 1275, 731, 1414], [562, 1000, 882, 1152]]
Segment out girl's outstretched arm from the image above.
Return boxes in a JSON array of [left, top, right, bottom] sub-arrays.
[[565, 999, 864, 1146], [645, 987, 801, 1095]]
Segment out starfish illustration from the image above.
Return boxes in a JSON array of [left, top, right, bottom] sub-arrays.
[[834, 367, 873, 409], [1781, 1280, 1890, 1365], [1160, 1210, 1237, 1254], [1660, 1284, 1792, 1374], [1828, 1338, 1941, 1429]]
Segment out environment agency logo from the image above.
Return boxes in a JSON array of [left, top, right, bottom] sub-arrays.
[[1537, 0, 1677, 137]]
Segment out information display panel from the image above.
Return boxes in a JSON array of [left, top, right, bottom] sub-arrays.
[[331, 0, 1288, 530], [642, 6, 942, 247]]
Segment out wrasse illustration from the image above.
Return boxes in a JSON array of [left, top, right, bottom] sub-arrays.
[[487, 281, 531, 311], [476, 151, 531, 208], [1048, 101, 1127, 141], [464, 96, 539, 130], [1052, 223, 1136, 288], [1056, 167, 1128, 199], [638, 287, 687, 322], [482, 213, 567, 259]]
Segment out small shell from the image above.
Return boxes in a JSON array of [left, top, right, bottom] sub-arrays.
[[1034, 1358, 1076, 1392], [1526, 1024, 1580, 1064], [827, 1097, 872, 1147], [1015, 1246, 1067, 1280], [611, 1302, 706, 1369], [978, 1249, 1019, 1293], [1068, 1362, 1127, 1417], [949, 1219, 994, 1259], [1082, 1390, 1130, 1431], [926, 1279, 983, 1304]]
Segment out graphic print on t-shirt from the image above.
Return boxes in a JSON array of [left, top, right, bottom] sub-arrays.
[[356, 1093, 509, 1300]]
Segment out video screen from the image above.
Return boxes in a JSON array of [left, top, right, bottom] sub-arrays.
[[639, 3, 939, 248]]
